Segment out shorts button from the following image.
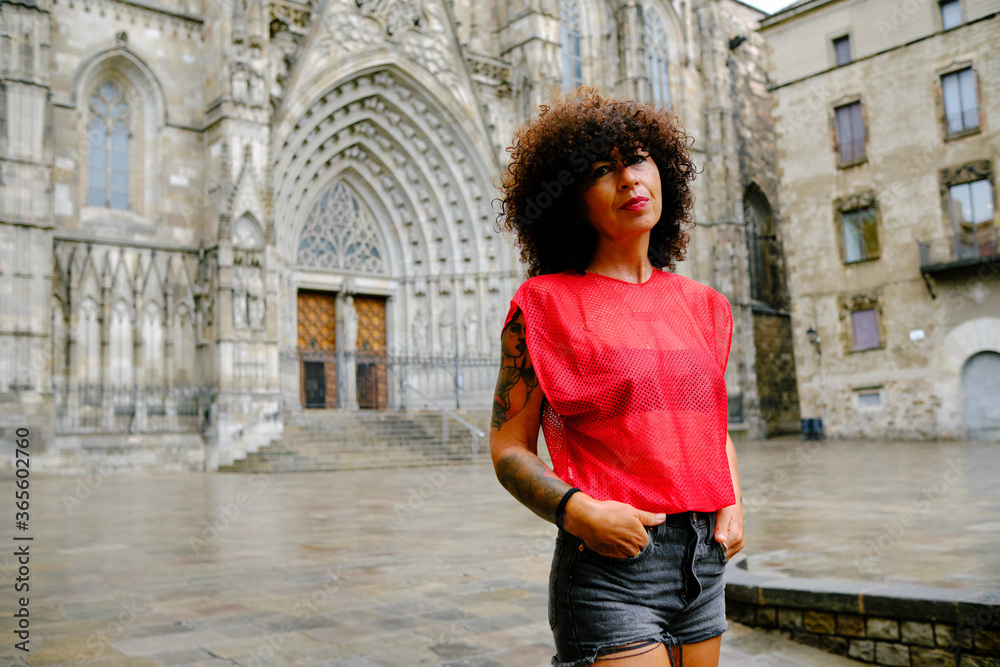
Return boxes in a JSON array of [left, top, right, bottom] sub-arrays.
[[578, 544, 584, 551]]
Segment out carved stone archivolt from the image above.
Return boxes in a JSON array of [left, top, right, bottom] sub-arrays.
[[274, 69, 499, 282]]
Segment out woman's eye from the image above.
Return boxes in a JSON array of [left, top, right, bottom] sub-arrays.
[[592, 165, 611, 177]]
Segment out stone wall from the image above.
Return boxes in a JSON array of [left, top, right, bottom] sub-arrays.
[[726, 563, 1000, 667], [752, 311, 801, 435]]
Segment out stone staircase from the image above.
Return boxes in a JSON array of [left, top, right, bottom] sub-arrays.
[[218, 409, 493, 473]]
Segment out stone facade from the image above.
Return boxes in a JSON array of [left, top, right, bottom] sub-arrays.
[[0, 0, 788, 470], [760, 0, 1000, 440]]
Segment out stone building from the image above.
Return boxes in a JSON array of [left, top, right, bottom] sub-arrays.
[[0, 0, 795, 471], [760, 0, 1000, 439]]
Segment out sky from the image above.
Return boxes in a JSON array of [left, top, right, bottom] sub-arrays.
[[740, 0, 798, 14]]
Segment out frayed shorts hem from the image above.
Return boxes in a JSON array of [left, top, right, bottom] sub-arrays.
[[549, 626, 728, 667]]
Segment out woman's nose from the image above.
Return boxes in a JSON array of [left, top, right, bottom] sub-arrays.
[[618, 171, 639, 188]]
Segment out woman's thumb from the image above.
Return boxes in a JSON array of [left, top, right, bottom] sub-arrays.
[[638, 510, 667, 526]]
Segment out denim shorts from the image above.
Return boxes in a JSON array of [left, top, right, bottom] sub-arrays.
[[548, 510, 728, 667]]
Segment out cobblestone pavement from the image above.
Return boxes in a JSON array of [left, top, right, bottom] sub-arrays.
[[2, 436, 997, 666]]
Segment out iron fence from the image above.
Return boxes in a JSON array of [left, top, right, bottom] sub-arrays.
[[285, 349, 500, 411], [54, 383, 212, 435]]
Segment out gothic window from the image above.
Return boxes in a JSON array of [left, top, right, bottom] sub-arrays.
[[560, 0, 583, 91], [109, 301, 133, 387], [87, 82, 131, 210], [644, 8, 671, 106], [296, 181, 387, 275], [744, 186, 787, 309]]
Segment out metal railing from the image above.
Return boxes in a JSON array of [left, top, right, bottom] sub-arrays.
[[290, 348, 500, 412], [54, 383, 212, 435], [389, 366, 486, 458], [946, 106, 979, 135], [918, 226, 1000, 270]]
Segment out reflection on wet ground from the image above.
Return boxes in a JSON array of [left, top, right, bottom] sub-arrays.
[[1, 436, 995, 665], [736, 437, 1000, 590]]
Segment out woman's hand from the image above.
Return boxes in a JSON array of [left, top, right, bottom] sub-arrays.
[[563, 494, 666, 559], [715, 433, 744, 561], [714, 501, 744, 561]]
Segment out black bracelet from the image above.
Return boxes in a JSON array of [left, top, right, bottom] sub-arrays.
[[554, 487, 581, 532]]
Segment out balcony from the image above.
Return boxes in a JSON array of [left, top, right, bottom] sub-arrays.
[[917, 227, 999, 295]]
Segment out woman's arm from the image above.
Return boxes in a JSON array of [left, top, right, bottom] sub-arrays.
[[489, 309, 664, 558], [714, 433, 745, 560]]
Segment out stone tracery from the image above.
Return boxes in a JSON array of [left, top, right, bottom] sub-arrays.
[[296, 180, 387, 274]]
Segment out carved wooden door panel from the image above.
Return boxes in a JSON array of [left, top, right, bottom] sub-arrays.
[[354, 295, 387, 409], [297, 290, 337, 408]]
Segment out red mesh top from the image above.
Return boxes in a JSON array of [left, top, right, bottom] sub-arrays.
[[504, 269, 735, 514]]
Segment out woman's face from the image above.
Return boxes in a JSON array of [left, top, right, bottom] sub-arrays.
[[579, 147, 662, 245]]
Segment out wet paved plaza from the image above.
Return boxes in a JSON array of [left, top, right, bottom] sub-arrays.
[[0, 437, 997, 666]]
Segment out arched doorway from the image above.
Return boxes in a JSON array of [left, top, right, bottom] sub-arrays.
[[744, 184, 800, 436], [295, 181, 390, 409], [962, 351, 1000, 440]]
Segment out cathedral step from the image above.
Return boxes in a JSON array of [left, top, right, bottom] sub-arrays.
[[218, 409, 492, 473]]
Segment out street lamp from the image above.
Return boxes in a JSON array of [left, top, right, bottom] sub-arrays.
[[806, 326, 822, 355]]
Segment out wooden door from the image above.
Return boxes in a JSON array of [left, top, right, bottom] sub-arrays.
[[354, 295, 387, 409], [297, 290, 338, 408]]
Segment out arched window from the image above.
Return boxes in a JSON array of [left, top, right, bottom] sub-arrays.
[[744, 185, 787, 309], [87, 82, 131, 210], [644, 7, 671, 106], [296, 181, 386, 275], [560, 0, 583, 91]]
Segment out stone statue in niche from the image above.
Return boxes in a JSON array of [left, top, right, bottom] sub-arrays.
[[233, 265, 248, 330], [339, 294, 359, 353], [232, 65, 248, 104], [487, 302, 501, 342], [463, 307, 478, 353], [249, 69, 266, 107], [247, 264, 265, 329], [438, 308, 454, 354], [411, 307, 429, 355]]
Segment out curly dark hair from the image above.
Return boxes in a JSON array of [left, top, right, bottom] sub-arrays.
[[496, 87, 697, 278]]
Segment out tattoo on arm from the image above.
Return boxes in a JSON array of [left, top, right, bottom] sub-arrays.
[[495, 450, 571, 523], [492, 309, 539, 431]]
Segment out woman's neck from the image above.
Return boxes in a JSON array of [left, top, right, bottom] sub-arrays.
[[588, 236, 653, 284]]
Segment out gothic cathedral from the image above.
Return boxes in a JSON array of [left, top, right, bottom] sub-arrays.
[[0, 0, 797, 470]]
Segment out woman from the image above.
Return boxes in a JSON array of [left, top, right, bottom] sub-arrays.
[[490, 88, 744, 667]]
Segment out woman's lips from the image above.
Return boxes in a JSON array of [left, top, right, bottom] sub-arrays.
[[620, 197, 649, 211]]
